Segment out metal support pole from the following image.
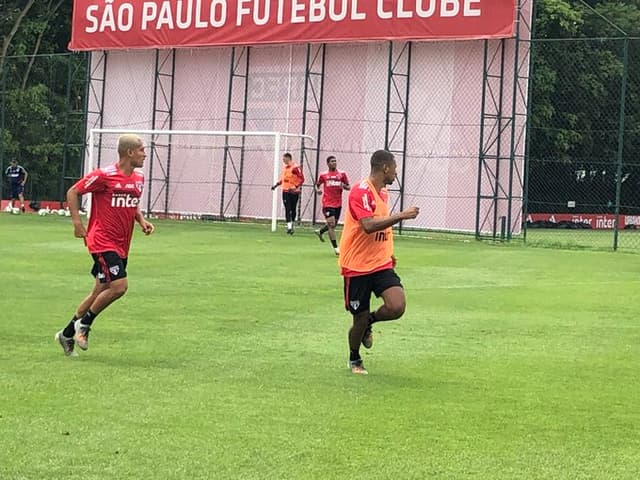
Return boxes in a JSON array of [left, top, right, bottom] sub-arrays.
[[0, 64, 6, 204], [475, 40, 489, 239], [613, 37, 629, 251], [522, 0, 538, 244]]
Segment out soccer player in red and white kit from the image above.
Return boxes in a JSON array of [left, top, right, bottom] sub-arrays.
[[314, 156, 350, 255], [55, 134, 155, 356]]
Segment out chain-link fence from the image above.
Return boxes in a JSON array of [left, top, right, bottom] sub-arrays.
[[526, 37, 640, 252], [3, 37, 640, 252], [82, 42, 493, 233], [0, 53, 87, 207]]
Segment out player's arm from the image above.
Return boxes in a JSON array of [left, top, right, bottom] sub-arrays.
[[295, 167, 305, 187], [67, 169, 105, 238], [315, 175, 324, 195], [135, 207, 155, 235], [360, 207, 419, 234], [350, 190, 419, 234], [271, 178, 282, 190], [66, 185, 86, 238], [20, 167, 28, 185], [342, 173, 350, 191]]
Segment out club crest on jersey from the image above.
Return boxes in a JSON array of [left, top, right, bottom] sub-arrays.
[[109, 265, 120, 276], [135, 181, 144, 193]]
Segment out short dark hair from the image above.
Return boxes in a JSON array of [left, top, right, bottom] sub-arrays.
[[370, 150, 394, 172], [283, 152, 292, 160], [326, 155, 336, 163], [10, 159, 17, 163]]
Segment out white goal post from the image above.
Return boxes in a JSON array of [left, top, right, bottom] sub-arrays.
[[87, 128, 314, 231]]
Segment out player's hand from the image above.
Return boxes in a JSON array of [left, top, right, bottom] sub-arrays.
[[271, 185, 277, 191], [316, 189, 322, 196], [141, 220, 155, 235], [401, 206, 420, 220], [72, 221, 86, 238], [391, 255, 397, 267]]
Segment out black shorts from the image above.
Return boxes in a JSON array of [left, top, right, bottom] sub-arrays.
[[90, 251, 128, 283], [323, 206, 341, 220], [343, 269, 403, 314], [10, 184, 23, 199]]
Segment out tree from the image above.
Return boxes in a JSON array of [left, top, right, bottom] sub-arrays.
[[528, 0, 640, 215]]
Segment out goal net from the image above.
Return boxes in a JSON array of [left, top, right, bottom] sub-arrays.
[[87, 128, 314, 231]]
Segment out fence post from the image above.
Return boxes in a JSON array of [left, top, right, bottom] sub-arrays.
[[613, 37, 629, 251], [0, 63, 5, 204]]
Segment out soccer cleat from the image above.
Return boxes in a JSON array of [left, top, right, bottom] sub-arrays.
[[55, 331, 78, 357], [21, 206, 25, 213], [334, 247, 340, 256], [74, 320, 91, 351], [314, 230, 325, 242], [287, 228, 294, 235], [348, 359, 368, 375], [362, 327, 373, 349]]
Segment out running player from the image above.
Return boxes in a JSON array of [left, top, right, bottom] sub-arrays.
[[55, 134, 155, 356], [339, 150, 419, 374], [314, 155, 350, 255]]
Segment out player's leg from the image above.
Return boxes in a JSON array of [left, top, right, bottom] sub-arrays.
[[362, 270, 405, 349], [56, 272, 108, 356], [372, 285, 406, 321], [344, 275, 372, 374], [315, 209, 329, 242], [74, 252, 128, 350], [290, 192, 300, 227], [18, 189, 25, 212], [73, 278, 128, 351], [283, 192, 294, 234], [326, 211, 340, 254], [348, 311, 370, 374]]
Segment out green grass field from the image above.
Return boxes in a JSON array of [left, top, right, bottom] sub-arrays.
[[1, 214, 639, 479]]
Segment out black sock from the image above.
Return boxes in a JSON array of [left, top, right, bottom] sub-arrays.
[[330, 239, 338, 248], [319, 225, 328, 234], [80, 310, 97, 326], [349, 349, 361, 362], [62, 315, 78, 337]]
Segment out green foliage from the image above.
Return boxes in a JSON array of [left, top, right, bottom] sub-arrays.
[[535, 0, 584, 37], [528, 1, 640, 216], [1, 0, 84, 201]]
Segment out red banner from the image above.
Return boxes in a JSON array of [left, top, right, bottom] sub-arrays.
[[69, 0, 516, 51], [527, 213, 640, 230]]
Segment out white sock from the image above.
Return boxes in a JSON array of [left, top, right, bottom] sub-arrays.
[[287, 222, 292, 230]]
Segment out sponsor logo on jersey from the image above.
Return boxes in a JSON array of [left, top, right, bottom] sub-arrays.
[[374, 231, 389, 242], [111, 193, 140, 208]]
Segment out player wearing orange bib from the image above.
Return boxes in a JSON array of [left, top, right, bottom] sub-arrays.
[[271, 152, 305, 234], [339, 150, 420, 375]]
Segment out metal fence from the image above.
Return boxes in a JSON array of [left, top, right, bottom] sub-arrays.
[[2, 37, 640, 252], [0, 52, 87, 206], [525, 37, 640, 252]]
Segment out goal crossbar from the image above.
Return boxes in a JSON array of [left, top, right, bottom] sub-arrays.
[[88, 128, 315, 232]]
